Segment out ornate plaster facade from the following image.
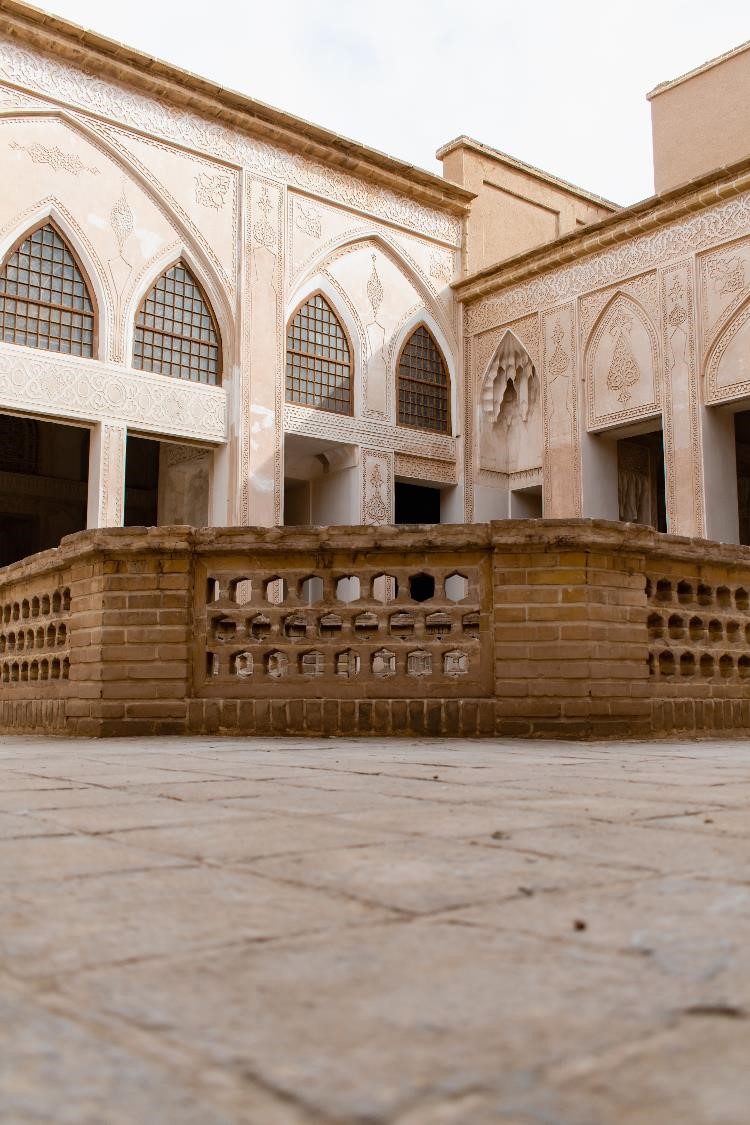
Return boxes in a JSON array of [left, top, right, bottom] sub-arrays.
[[0, 0, 471, 561], [1, 2, 750, 567]]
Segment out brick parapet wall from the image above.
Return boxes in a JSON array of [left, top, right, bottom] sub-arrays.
[[1, 520, 750, 738]]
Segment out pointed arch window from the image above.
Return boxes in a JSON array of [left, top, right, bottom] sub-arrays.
[[133, 261, 221, 385], [286, 293, 352, 414], [0, 222, 95, 356], [397, 325, 450, 433]]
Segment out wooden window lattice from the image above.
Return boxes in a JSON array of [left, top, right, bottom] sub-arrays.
[[286, 293, 352, 415], [133, 262, 221, 385], [398, 325, 450, 434], [0, 223, 95, 357]]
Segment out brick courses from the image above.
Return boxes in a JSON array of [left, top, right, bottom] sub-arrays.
[[1, 520, 749, 738]]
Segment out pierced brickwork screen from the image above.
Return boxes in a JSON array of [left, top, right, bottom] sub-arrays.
[[0, 224, 94, 357], [286, 294, 352, 414], [133, 262, 221, 385], [645, 575, 750, 682], [398, 326, 449, 434], [197, 557, 490, 700], [0, 584, 71, 685]]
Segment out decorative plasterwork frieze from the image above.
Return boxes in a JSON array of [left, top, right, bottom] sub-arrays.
[[0, 342, 227, 442], [394, 452, 457, 484], [466, 189, 750, 334], [283, 403, 455, 461], [0, 41, 461, 246]]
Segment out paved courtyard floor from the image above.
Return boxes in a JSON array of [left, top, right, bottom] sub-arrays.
[[1, 736, 749, 1123]]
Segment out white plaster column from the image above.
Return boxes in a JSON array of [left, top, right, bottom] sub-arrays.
[[541, 304, 582, 517], [661, 262, 707, 537], [87, 420, 126, 528], [700, 405, 739, 543], [238, 176, 284, 527]]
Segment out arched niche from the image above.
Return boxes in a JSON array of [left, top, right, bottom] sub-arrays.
[[479, 330, 541, 474], [706, 296, 750, 402], [585, 293, 660, 426]]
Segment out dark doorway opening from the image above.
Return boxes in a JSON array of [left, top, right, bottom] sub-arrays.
[[124, 436, 159, 527], [0, 412, 89, 566], [735, 411, 750, 545], [284, 479, 311, 526], [394, 482, 441, 525], [617, 430, 667, 533]]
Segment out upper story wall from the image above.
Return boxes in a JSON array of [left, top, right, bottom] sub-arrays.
[[438, 137, 617, 276], [649, 41, 750, 193], [0, 2, 471, 525], [455, 159, 750, 541]]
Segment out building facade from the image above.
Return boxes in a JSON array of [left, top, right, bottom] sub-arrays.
[[456, 42, 750, 545], [1, 2, 750, 572], [0, 1, 478, 568]]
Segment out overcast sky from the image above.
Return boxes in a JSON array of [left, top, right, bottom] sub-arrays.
[[41, 0, 750, 206]]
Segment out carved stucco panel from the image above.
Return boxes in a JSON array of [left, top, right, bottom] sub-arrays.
[[660, 260, 704, 537], [283, 403, 455, 460], [474, 313, 539, 382], [97, 421, 125, 527], [95, 122, 240, 298], [699, 237, 750, 360], [0, 342, 227, 441], [466, 190, 750, 335], [361, 448, 393, 525], [394, 452, 457, 485], [0, 44, 460, 245], [705, 296, 750, 404], [578, 272, 659, 340], [541, 304, 580, 517], [585, 293, 661, 430], [244, 175, 284, 526]]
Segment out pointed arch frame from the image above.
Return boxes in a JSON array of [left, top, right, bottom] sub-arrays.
[[479, 328, 536, 412], [583, 289, 661, 431], [705, 291, 750, 404], [129, 253, 225, 386], [0, 214, 101, 360], [284, 287, 355, 417], [395, 321, 452, 435]]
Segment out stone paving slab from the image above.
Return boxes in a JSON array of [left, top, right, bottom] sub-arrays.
[[1, 734, 749, 1124]]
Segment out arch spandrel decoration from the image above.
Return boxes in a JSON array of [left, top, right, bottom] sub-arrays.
[[133, 260, 221, 385], [0, 221, 96, 358], [705, 295, 750, 404], [285, 292, 353, 415], [585, 292, 660, 429], [479, 330, 541, 474], [397, 324, 450, 434]]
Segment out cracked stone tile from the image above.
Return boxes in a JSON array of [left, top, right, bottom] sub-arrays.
[[104, 812, 402, 865], [0, 978, 311, 1125], [249, 835, 637, 914], [59, 920, 718, 1124], [0, 864, 393, 976], [0, 833, 187, 885]]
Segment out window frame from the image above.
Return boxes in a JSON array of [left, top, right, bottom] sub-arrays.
[[132, 258, 223, 386], [396, 323, 451, 436], [0, 218, 99, 360], [285, 290, 354, 417]]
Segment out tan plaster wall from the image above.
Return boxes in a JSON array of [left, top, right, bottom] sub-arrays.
[[441, 141, 615, 275], [650, 44, 750, 193], [461, 171, 750, 543]]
